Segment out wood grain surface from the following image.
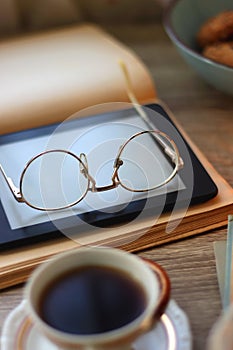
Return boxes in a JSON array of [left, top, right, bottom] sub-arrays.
[[0, 23, 232, 350]]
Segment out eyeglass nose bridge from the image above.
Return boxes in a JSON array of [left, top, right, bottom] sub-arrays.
[[79, 153, 123, 193], [93, 158, 122, 192]]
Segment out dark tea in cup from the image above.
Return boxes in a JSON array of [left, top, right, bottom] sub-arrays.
[[38, 265, 147, 334]]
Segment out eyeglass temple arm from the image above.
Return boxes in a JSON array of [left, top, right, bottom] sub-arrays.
[[118, 60, 184, 170], [0, 164, 24, 202], [151, 131, 184, 170]]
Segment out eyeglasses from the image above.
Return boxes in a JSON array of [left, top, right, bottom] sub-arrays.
[[0, 129, 183, 211], [0, 62, 184, 212]]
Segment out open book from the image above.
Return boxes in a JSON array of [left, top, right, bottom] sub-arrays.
[[0, 24, 233, 289]]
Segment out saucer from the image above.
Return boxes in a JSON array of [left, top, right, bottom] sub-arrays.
[[1, 299, 192, 350]]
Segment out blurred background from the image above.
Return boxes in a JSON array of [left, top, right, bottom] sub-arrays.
[[0, 0, 170, 36]]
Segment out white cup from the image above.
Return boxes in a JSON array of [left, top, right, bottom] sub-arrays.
[[25, 247, 170, 350]]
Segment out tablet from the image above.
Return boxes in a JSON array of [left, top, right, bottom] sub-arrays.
[[0, 103, 218, 248]]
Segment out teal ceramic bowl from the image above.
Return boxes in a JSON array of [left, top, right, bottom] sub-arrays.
[[163, 0, 233, 95]]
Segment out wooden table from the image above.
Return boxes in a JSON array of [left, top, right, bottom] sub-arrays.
[[0, 23, 232, 350]]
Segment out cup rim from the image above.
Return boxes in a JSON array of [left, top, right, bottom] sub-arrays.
[[163, 0, 233, 72], [24, 247, 170, 346]]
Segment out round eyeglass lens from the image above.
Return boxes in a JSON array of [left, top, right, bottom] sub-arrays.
[[117, 131, 179, 192], [20, 150, 89, 210]]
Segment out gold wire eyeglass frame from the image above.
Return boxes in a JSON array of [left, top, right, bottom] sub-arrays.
[[0, 61, 184, 211]]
